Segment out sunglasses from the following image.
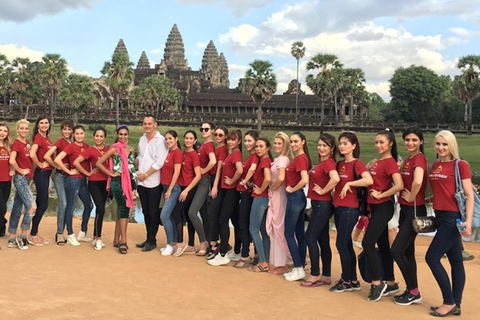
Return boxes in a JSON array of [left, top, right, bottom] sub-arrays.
[[214, 133, 225, 137], [199, 128, 210, 132]]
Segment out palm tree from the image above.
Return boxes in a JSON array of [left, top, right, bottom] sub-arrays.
[[101, 52, 134, 126], [12, 57, 31, 115], [58, 74, 94, 123], [343, 68, 366, 119], [244, 60, 277, 133], [0, 54, 10, 104], [138, 75, 179, 117], [456, 55, 480, 135], [39, 53, 68, 123], [291, 41, 306, 119]]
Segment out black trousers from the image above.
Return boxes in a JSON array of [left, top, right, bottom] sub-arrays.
[[219, 188, 240, 255], [172, 186, 197, 244], [0, 181, 11, 228], [88, 180, 108, 238], [138, 184, 162, 245]]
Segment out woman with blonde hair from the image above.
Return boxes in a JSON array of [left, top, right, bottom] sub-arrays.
[[0, 122, 13, 239]]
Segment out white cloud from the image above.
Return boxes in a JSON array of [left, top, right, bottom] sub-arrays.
[[365, 82, 391, 102], [176, 0, 273, 17], [0, 44, 44, 62], [449, 27, 471, 36], [196, 41, 209, 48], [219, 24, 259, 47], [149, 49, 163, 55], [228, 64, 249, 73]]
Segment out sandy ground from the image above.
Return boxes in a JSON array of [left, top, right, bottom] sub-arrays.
[[1, 215, 479, 320]]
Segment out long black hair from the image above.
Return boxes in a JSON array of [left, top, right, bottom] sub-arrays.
[[166, 129, 181, 150], [292, 131, 312, 169], [256, 137, 274, 161], [338, 131, 360, 159], [402, 126, 424, 153], [377, 128, 398, 161], [72, 125, 86, 142], [32, 115, 50, 141], [184, 130, 199, 152], [318, 133, 337, 162]]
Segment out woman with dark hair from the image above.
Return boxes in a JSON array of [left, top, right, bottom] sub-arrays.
[[302, 133, 339, 287], [208, 129, 243, 266], [284, 131, 310, 281], [0, 122, 13, 239], [330, 132, 373, 293], [96, 125, 135, 254], [28, 115, 52, 246], [390, 126, 427, 305], [73, 127, 109, 251], [363, 129, 404, 302], [426, 130, 473, 317], [54, 125, 93, 246]]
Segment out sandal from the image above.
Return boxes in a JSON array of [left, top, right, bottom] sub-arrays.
[[234, 258, 253, 269], [248, 264, 269, 272], [55, 233, 66, 246], [118, 242, 128, 254]]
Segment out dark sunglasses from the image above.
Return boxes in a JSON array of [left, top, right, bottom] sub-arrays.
[[214, 133, 225, 137], [199, 128, 211, 132]]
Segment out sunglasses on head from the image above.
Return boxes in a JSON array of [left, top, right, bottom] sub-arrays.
[[199, 127, 210, 132], [214, 133, 224, 137]]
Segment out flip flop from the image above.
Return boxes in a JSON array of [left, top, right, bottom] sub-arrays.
[[248, 264, 269, 272], [233, 258, 253, 269], [300, 280, 331, 288]]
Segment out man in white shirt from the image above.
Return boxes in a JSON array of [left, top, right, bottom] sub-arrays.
[[136, 115, 168, 252]]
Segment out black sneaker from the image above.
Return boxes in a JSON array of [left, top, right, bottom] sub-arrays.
[[351, 281, 361, 291], [329, 279, 353, 293], [393, 291, 422, 306], [207, 245, 219, 260], [7, 237, 16, 248], [367, 282, 387, 301], [383, 282, 400, 296]]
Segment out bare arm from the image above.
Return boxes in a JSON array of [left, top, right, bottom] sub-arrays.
[[253, 167, 271, 195], [286, 170, 309, 194], [44, 146, 59, 169], [95, 148, 118, 178], [270, 167, 286, 191], [9, 151, 29, 176], [401, 166, 424, 203], [201, 152, 216, 175], [210, 160, 223, 199], [371, 172, 404, 200], [462, 177, 475, 236], [29, 144, 46, 169], [164, 163, 181, 201], [54, 151, 78, 176], [179, 166, 202, 202], [313, 170, 340, 196], [224, 161, 243, 186]]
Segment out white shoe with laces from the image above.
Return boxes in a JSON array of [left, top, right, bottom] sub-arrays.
[[161, 244, 175, 256], [77, 231, 92, 242], [285, 267, 306, 281], [66, 234, 81, 246], [207, 253, 230, 266], [226, 250, 241, 261], [94, 239, 104, 251]]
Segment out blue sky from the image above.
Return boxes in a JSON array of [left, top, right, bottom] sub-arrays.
[[1, 0, 480, 100]]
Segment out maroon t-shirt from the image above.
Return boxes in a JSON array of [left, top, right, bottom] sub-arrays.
[[286, 153, 309, 187], [308, 157, 336, 201], [63, 142, 90, 178], [368, 157, 399, 204], [210, 145, 228, 176], [54, 138, 71, 166], [237, 153, 260, 192], [399, 153, 428, 206], [252, 157, 271, 198], [178, 150, 200, 187], [429, 160, 471, 212], [82, 146, 110, 181], [333, 159, 368, 208], [160, 148, 182, 185], [33, 134, 53, 170], [198, 141, 215, 178], [11, 139, 33, 178], [0, 146, 11, 182], [221, 150, 242, 189]]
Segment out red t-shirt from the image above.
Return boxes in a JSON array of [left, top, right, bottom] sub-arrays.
[[252, 157, 271, 198], [286, 153, 309, 187], [11, 139, 33, 178], [368, 157, 399, 205], [221, 150, 242, 189], [210, 145, 228, 176], [237, 153, 260, 192], [399, 153, 428, 206], [160, 148, 182, 185], [198, 141, 215, 178], [333, 159, 368, 208], [307, 157, 336, 201], [63, 142, 90, 178], [82, 146, 110, 181], [429, 160, 471, 212], [178, 150, 200, 187], [0, 146, 11, 182], [33, 134, 53, 171], [54, 138, 71, 166]]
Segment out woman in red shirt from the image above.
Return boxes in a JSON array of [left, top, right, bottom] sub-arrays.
[[208, 130, 243, 266], [0, 122, 13, 239], [426, 130, 473, 317], [29, 116, 53, 246], [284, 131, 311, 281], [302, 133, 339, 287], [363, 129, 404, 302], [73, 127, 109, 251], [172, 130, 202, 257]]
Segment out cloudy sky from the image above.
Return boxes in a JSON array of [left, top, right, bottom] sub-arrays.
[[1, 0, 479, 100]]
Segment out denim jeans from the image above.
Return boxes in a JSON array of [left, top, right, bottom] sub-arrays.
[[31, 169, 52, 236], [65, 177, 92, 235], [334, 206, 359, 282], [305, 200, 334, 277], [426, 210, 465, 307], [285, 189, 307, 268], [54, 171, 68, 234], [8, 175, 35, 234], [161, 183, 181, 244], [249, 196, 270, 263]]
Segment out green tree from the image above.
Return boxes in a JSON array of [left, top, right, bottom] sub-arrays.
[[244, 60, 277, 133], [39, 53, 68, 123], [365, 92, 387, 120], [291, 41, 306, 119], [58, 73, 94, 123], [456, 55, 480, 135], [12, 57, 31, 115], [101, 52, 135, 127], [343, 68, 366, 119], [0, 54, 10, 104], [135, 75, 179, 117]]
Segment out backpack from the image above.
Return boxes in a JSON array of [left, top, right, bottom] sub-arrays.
[[336, 160, 369, 216]]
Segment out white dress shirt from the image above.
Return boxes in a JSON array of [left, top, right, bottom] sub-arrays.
[[137, 131, 168, 188]]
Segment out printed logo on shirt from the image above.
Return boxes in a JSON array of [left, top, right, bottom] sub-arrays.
[[429, 165, 447, 180]]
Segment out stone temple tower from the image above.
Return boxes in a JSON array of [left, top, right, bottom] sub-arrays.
[[200, 40, 229, 88], [163, 24, 188, 72], [136, 51, 150, 70], [218, 53, 230, 88], [114, 39, 129, 57]]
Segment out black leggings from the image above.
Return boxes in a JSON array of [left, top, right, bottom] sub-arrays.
[[0, 181, 11, 227], [172, 186, 197, 244], [362, 201, 395, 282], [391, 204, 426, 290], [238, 192, 253, 257], [219, 188, 239, 254], [88, 180, 108, 238]]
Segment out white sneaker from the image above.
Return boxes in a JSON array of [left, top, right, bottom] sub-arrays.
[[207, 253, 231, 266], [353, 241, 363, 249], [66, 234, 81, 246], [16, 237, 29, 250], [161, 244, 175, 256], [226, 250, 241, 261], [285, 267, 306, 281], [284, 270, 293, 278], [94, 239, 104, 251], [77, 231, 92, 242]]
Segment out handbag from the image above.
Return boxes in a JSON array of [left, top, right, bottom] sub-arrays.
[[412, 200, 436, 233], [454, 159, 480, 228]]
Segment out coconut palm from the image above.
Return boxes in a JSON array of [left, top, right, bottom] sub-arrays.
[[39, 53, 68, 123], [456, 55, 480, 135], [0, 54, 10, 104], [136, 75, 179, 117], [101, 52, 135, 126], [58, 73, 95, 123], [244, 60, 277, 133], [342, 68, 366, 119], [11, 57, 32, 115], [291, 41, 306, 118]]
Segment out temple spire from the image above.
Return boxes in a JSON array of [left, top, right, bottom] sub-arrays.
[[114, 39, 129, 57], [164, 24, 187, 70], [137, 51, 150, 69]]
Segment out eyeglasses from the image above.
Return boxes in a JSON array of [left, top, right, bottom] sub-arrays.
[[214, 133, 224, 137], [199, 128, 210, 132]]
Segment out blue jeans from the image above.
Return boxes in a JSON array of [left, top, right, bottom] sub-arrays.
[[8, 175, 35, 234], [54, 171, 68, 234], [249, 196, 270, 263], [31, 169, 52, 236], [426, 211, 465, 307], [65, 177, 92, 235], [161, 184, 181, 244], [305, 200, 334, 277], [334, 206, 359, 282], [285, 189, 307, 268]]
